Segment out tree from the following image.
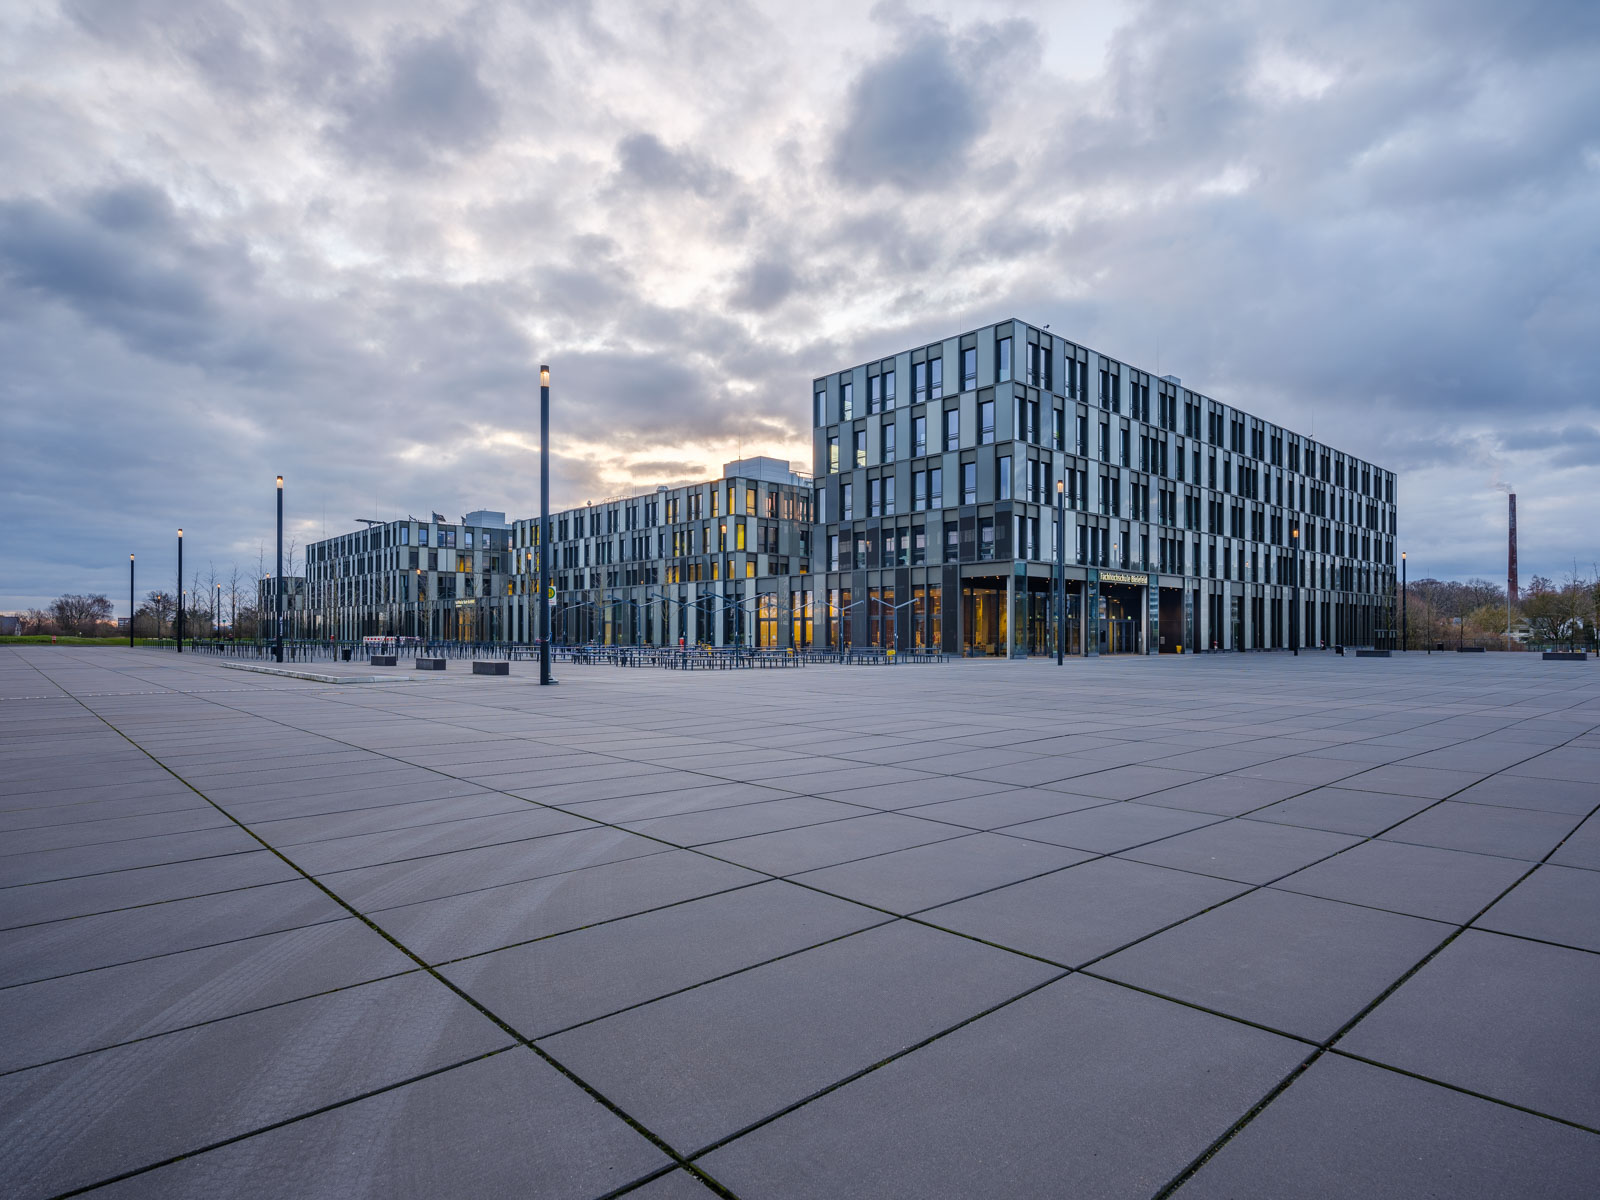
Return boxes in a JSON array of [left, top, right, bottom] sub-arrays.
[[19, 608, 55, 635], [49, 594, 114, 636]]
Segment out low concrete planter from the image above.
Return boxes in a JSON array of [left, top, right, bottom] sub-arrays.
[[1356, 649, 1390, 658], [416, 658, 447, 671], [1543, 651, 1588, 661], [472, 660, 509, 676], [369, 655, 398, 666], [1456, 646, 1487, 653]]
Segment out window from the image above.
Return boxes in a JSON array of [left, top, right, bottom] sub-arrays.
[[828, 436, 839, 474], [998, 455, 1012, 500], [1099, 422, 1109, 460], [913, 415, 926, 456], [962, 462, 977, 505], [1077, 413, 1088, 455], [929, 357, 943, 398], [867, 374, 881, 415], [1119, 428, 1129, 466], [883, 369, 895, 409], [419, 527, 429, 546], [996, 336, 1012, 383], [854, 429, 867, 468], [913, 361, 927, 402], [979, 401, 995, 444], [400, 526, 409, 545], [962, 347, 977, 391], [869, 478, 882, 517], [945, 520, 959, 561], [978, 518, 995, 560], [945, 408, 960, 451], [814, 389, 825, 427], [842, 380, 854, 420], [882, 421, 896, 463], [913, 471, 926, 511], [929, 466, 943, 508], [841, 482, 853, 521], [884, 476, 896, 514]]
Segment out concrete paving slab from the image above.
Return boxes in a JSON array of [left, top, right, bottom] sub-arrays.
[[1341, 929, 1600, 1127], [85, 1049, 670, 1200], [1273, 838, 1532, 923], [1472, 863, 1600, 952], [700, 974, 1306, 1199], [441, 880, 886, 1038], [540, 920, 1059, 1154], [922, 855, 1248, 966], [1093, 888, 1452, 1041], [1174, 1052, 1600, 1200]]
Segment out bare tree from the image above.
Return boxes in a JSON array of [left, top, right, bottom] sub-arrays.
[[49, 594, 114, 636]]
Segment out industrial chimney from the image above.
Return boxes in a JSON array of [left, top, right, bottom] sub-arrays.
[[1507, 493, 1518, 605]]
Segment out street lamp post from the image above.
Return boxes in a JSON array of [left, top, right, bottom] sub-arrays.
[[176, 530, 184, 652], [129, 554, 135, 648], [275, 476, 285, 663], [1291, 526, 1300, 657], [539, 365, 553, 685], [1401, 551, 1407, 652], [1055, 478, 1065, 666]]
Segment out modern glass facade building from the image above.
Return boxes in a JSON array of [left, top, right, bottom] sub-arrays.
[[507, 457, 816, 649], [296, 320, 1396, 655], [303, 512, 516, 642], [811, 318, 1398, 656]]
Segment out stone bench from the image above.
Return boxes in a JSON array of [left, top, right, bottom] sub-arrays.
[[1543, 651, 1588, 661], [472, 660, 509, 676], [1355, 649, 1390, 658], [415, 658, 447, 671], [369, 655, 398, 666]]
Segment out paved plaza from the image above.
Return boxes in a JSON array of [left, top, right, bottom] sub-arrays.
[[2, 646, 1598, 1198]]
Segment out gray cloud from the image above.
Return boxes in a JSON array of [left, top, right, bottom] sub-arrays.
[[1, 0, 1597, 608], [329, 33, 502, 169], [831, 18, 1037, 191], [614, 132, 732, 196], [730, 258, 798, 313]]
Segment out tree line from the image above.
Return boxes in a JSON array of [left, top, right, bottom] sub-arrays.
[[12, 543, 301, 640], [1403, 569, 1599, 649]]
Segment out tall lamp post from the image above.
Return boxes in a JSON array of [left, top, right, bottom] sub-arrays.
[[1291, 525, 1299, 657], [215, 583, 222, 640], [538, 364, 553, 685], [176, 529, 184, 652], [129, 554, 135, 648], [1055, 478, 1066, 665], [275, 476, 285, 663], [1401, 551, 1407, 652]]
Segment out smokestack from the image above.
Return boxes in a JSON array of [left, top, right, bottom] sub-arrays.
[[1508, 493, 1518, 605]]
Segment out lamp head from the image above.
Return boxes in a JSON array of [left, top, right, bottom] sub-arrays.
[[276, 476, 283, 489], [178, 528, 183, 538], [1056, 479, 1064, 493], [540, 365, 550, 387]]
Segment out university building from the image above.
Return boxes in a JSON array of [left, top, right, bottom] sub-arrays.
[[811, 318, 1397, 655], [294, 319, 1395, 655], [302, 511, 516, 642], [508, 457, 816, 649]]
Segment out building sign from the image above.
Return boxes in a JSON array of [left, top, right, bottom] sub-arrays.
[[1099, 570, 1149, 587]]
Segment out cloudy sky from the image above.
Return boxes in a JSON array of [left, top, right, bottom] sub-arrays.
[[2, 0, 1597, 611]]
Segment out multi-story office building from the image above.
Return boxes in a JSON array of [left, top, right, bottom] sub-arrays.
[[508, 458, 816, 649], [303, 511, 516, 642], [255, 575, 309, 638], [811, 318, 1397, 655]]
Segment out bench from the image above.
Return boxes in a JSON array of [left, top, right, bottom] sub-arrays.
[[472, 660, 509, 676], [369, 655, 398, 666], [1355, 649, 1390, 658], [415, 658, 447, 671], [1457, 646, 1487, 653], [1542, 651, 1588, 661]]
